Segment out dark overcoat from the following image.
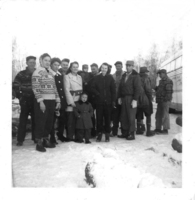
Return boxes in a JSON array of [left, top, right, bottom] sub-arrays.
[[74, 101, 93, 129], [55, 71, 67, 109]]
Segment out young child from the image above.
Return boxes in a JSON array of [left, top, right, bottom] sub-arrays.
[[74, 92, 93, 144]]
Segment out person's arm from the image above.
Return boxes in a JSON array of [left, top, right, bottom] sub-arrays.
[[73, 104, 81, 118], [13, 72, 22, 99], [110, 76, 116, 106], [64, 75, 75, 106], [32, 70, 44, 103], [89, 103, 94, 117], [165, 80, 173, 102], [144, 78, 153, 101], [133, 75, 142, 101]]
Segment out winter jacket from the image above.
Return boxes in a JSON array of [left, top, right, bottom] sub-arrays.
[[112, 70, 125, 94], [13, 67, 35, 101], [32, 67, 60, 103], [91, 73, 116, 105], [78, 71, 90, 92], [118, 69, 141, 101], [74, 101, 93, 129], [50, 69, 67, 109], [137, 73, 153, 114], [155, 76, 173, 103], [64, 73, 83, 111]]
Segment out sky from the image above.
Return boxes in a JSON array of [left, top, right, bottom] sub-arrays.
[[3, 0, 192, 71]]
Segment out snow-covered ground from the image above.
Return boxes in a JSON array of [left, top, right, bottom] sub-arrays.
[[12, 105, 182, 188]]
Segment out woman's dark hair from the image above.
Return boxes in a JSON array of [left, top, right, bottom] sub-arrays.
[[66, 61, 79, 74], [40, 53, 51, 60], [99, 62, 111, 75], [51, 57, 61, 66]]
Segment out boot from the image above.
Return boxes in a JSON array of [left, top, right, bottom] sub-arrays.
[[36, 139, 46, 152], [43, 138, 56, 148], [140, 124, 146, 132], [118, 129, 128, 138], [16, 141, 23, 146], [126, 132, 135, 140], [50, 136, 58, 145], [136, 123, 144, 135], [105, 133, 110, 142], [146, 123, 155, 137], [96, 133, 102, 142], [151, 129, 162, 134], [85, 140, 91, 144]]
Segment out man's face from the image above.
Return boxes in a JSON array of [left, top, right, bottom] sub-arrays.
[[159, 73, 166, 79], [115, 64, 123, 72], [101, 64, 108, 75], [91, 66, 98, 74], [61, 61, 69, 71], [51, 61, 60, 72], [126, 64, 133, 73], [27, 59, 36, 73]]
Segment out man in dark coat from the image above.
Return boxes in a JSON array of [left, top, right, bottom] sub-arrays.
[[136, 67, 154, 137], [86, 63, 99, 137], [59, 58, 70, 75], [50, 58, 68, 143], [111, 61, 125, 136], [78, 64, 90, 92], [13, 56, 36, 146], [152, 69, 173, 134], [118, 60, 141, 140], [91, 63, 116, 142]]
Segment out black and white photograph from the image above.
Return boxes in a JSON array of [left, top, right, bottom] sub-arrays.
[[1, 0, 195, 199]]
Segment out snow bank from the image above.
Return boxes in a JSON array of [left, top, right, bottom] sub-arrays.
[[85, 147, 170, 188]]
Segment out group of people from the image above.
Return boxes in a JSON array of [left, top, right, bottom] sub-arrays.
[[13, 53, 173, 153]]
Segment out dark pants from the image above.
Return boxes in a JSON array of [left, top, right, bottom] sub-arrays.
[[50, 109, 67, 140], [155, 102, 170, 130], [96, 104, 112, 133], [34, 100, 55, 139], [111, 104, 121, 134], [91, 103, 97, 137], [17, 99, 35, 142], [66, 112, 76, 140], [136, 107, 151, 124], [76, 129, 91, 142], [120, 96, 137, 133]]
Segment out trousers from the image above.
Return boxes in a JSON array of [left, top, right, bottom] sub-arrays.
[[76, 129, 91, 141], [120, 96, 137, 133], [34, 100, 55, 139], [17, 99, 35, 142], [155, 101, 170, 130], [96, 104, 112, 133]]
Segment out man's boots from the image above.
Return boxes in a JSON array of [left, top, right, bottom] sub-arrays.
[[146, 123, 155, 137], [118, 129, 128, 138], [36, 139, 46, 152], [105, 133, 110, 142], [126, 132, 135, 140], [136, 123, 144, 135], [43, 138, 56, 148], [96, 133, 102, 142]]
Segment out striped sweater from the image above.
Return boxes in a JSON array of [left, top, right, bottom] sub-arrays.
[[32, 67, 60, 103]]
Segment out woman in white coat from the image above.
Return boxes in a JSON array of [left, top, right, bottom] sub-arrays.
[[64, 62, 83, 141]]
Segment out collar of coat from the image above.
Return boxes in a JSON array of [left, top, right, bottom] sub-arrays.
[[123, 69, 138, 77], [66, 72, 82, 85], [78, 100, 89, 105]]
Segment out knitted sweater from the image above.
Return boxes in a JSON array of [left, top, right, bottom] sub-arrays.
[[32, 67, 60, 103]]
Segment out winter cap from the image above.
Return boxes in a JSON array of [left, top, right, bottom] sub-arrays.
[[61, 58, 70, 63], [140, 67, 149, 73], [26, 56, 36, 62], [90, 63, 98, 68], [157, 69, 167, 74], [126, 60, 134, 66], [114, 61, 122, 66]]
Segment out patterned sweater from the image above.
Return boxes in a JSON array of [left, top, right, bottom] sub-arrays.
[[32, 67, 60, 103]]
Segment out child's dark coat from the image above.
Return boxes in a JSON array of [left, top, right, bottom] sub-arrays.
[[74, 101, 93, 129]]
